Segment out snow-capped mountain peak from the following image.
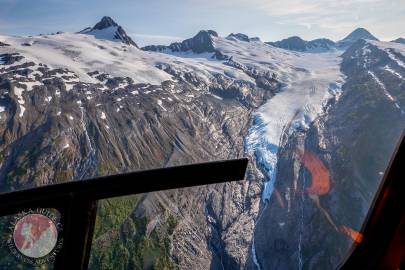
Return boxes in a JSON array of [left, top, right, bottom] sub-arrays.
[[392, 37, 405, 44], [341, 27, 378, 42], [337, 27, 378, 48], [79, 16, 138, 47], [92, 16, 119, 30]]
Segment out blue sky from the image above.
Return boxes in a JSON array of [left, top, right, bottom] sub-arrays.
[[1, 0, 404, 46]]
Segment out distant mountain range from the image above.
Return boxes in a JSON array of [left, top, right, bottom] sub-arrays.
[[71, 17, 404, 55], [266, 36, 336, 52], [266, 28, 378, 52], [258, 28, 379, 52], [141, 25, 399, 54]]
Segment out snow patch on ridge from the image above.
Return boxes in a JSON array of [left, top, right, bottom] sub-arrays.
[[368, 70, 404, 114], [384, 65, 404, 80]]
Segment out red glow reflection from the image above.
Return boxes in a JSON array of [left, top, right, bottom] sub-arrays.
[[339, 225, 363, 244], [297, 149, 330, 195]]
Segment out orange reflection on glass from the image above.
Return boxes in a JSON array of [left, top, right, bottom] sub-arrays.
[[296, 149, 330, 195], [339, 225, 363, 244]]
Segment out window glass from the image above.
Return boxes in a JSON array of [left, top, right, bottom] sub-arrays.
[[89, 193, 176, 270], [1, 1, 404, 269]]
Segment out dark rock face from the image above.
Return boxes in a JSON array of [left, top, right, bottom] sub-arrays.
[[250, 40, 405, 269], [170, 30, 218, 53], [142, 30, 218, 54], [141, 44, 168, 52], [267, 36, 336, 52], [92, 16, 119, 30], [337, 27, 378, 48], [0, 53, 24, 65], [113, 26, 137, 47]]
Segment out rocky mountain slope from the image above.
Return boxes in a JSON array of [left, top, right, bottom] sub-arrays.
[[0, 16, 404, 270], [250, 39, 405, 269]]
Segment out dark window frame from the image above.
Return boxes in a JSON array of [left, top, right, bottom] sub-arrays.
[[0, 158, 248, 270]]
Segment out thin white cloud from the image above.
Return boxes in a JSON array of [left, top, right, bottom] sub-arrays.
[[251, 0, 385, 16], [209, 0, 405, 40]]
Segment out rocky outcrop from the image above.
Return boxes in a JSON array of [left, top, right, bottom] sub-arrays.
[[142, 30, 218, 54]]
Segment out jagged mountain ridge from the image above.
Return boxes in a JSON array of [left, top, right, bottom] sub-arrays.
[[267, 28, 379, 52], [79, 16, 138, 47], [142, 30, 219, 54], [143, 27, 380, 54], [142, 31, 263, 55]]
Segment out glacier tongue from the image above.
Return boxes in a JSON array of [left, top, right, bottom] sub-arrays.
[[245, 51, 345, 268], [247, 51, 344, 201]]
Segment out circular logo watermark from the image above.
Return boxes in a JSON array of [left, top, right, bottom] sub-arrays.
[[6, 209, 63, 266]]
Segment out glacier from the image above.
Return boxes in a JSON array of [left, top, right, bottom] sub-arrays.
[[245, 50, 345, 269]]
